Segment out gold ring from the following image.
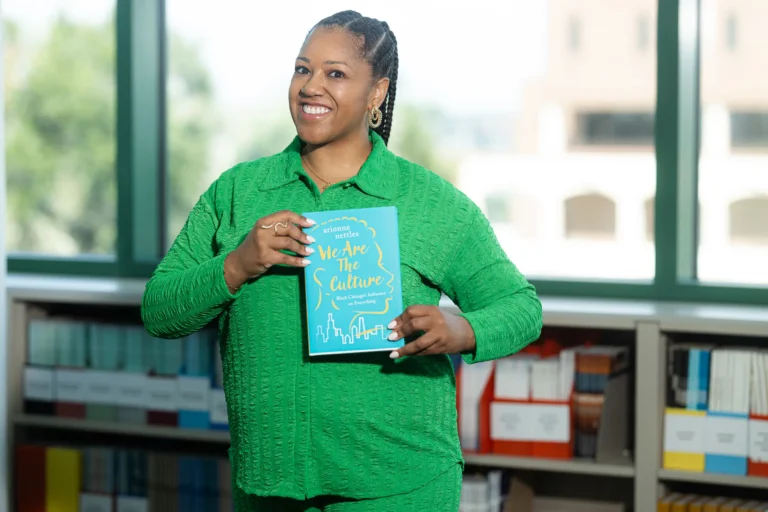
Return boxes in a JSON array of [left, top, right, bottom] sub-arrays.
[[261, 221, 289, 234]]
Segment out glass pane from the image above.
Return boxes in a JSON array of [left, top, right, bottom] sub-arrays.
[[3, 0, 117, 256], [698, 0, 768, 285], [166, 1, 657, 280]]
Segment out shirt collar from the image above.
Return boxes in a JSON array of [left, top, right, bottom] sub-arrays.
[[257, 131, 397, 200]]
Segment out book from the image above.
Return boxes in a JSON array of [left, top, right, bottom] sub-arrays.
[[302, 206, 404, 356]]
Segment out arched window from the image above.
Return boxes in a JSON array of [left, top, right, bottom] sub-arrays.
[[729, 196, 768, 245], [564, 193, 616, 240], [644, 197, 655, 242]]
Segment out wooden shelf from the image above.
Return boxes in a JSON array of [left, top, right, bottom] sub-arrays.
[[463, 453, 635, 477], [658, 469, 768, 490], [13, 414, 231, 443]]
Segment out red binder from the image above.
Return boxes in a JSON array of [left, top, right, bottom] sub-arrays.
[[748, 412, 768, 477]]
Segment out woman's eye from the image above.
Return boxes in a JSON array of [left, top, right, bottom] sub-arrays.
[[328, 70, 345, 79], [295, 66, 309, 75]]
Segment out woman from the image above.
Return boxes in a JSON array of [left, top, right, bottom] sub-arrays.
[[142, 10, 542, 511]]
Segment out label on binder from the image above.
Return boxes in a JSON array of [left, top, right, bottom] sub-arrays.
[[748, 418, 768, 463], [117, 496, 148, 512], [176, 376, 210, 412], [491, 402, 531, 441], [663, 409, 706, 453], [55, 369, 87, 403], [705, 413, 748, 457], [210, 388, 228, 425], [23, 366, 54, 401], [80, 493, 113, 512], [85, 370, 119, 405], [529, 404, 570, 442], [114, 373, 148, 408], [146, 376, 178, 412]]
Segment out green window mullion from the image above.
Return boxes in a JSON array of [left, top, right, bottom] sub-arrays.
[[116, 0, 164, 278], [654, 0, 682, 291], [675, 0, 702, 283]]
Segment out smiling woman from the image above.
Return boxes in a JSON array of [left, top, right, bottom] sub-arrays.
[[290, 12, 398, 191], [144, 9, 542, 512]]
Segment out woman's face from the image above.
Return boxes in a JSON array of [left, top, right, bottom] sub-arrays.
[[289, 27, 378, 146]]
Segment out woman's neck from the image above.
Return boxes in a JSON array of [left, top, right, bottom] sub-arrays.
[[302, 131, 372, 185]]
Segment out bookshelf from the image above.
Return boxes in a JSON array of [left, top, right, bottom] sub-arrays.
[[658, 469, 768, 490], [5, 273, 768, 512], [462, 454, 635, 478], [12, 414, 232, 444]]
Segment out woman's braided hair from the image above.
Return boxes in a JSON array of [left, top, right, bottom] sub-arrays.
[[313, 11, 399, 145]]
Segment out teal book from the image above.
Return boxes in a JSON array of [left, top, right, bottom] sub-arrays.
[[302, 206, 404, 356]]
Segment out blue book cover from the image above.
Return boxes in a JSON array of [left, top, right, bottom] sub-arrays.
[[302, 206, 404, 356]]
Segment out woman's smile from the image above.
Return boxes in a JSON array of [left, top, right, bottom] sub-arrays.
[[300, 102, 332, 120]]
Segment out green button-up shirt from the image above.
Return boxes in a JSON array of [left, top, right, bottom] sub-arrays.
[[141, 132, 542, 500]]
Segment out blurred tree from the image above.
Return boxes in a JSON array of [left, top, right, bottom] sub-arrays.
[[4, 15, 213, 255], [5, 17, 116, 255], [166, 32, 215, 241], [389, 104, 457, 184]]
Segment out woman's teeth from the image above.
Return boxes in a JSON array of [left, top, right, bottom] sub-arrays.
[[303, 105, 330, 115]]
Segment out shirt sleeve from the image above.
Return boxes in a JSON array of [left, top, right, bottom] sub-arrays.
[[438, 205, 543, 364], [141, 191, 241, 339]]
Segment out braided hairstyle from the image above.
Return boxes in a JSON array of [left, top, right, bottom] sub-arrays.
[[313, 11, 399, 145]]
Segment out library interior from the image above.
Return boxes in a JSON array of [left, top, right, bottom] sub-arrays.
[[2, 1, 768, 511]]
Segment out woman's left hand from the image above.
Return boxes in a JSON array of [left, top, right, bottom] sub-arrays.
[[386, 305, 476, 359]]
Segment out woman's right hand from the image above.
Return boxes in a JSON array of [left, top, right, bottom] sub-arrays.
[[224, 210, 316, 292]]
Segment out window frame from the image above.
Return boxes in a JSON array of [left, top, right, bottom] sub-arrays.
[[7, 0, 768, 305], [7, 0, 165, 279]]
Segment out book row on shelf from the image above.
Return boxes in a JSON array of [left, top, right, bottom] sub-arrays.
[[455, 337, 630, 463], [657, 493, 768, 512], [663, 344, 768, 478], [461, 471, 626, 512], [22, 319, 228, 430], [16, 443, 232, 512], [15, 442, 626, 512]]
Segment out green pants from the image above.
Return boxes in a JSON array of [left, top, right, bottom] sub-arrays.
[[233, 464, 462, 511]]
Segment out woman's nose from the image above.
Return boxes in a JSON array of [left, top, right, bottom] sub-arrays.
[[300, 73, 324, 96]]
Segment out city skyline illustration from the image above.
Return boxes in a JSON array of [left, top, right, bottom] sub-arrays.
[[314, 313, 388, 346]]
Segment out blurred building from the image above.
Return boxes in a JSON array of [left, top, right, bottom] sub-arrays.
[[458, 0, 768, 283]]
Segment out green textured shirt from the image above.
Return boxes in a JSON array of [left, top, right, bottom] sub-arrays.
[[141, 131, 543, 500]]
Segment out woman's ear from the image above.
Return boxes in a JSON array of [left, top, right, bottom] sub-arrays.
[[370, 77, 390, 109]]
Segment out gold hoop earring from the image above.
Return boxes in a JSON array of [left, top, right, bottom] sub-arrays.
[[368, 106, 383, 129]]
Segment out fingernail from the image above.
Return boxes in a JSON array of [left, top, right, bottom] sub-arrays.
[[306, 218, 317, 226], [388, 332, 398, 341], [306, 235, 316, 243], [305, 247, 315, 254], [302, 259, 311, 266], [387, 321, 396, 329], [389, 351, 399, 359]]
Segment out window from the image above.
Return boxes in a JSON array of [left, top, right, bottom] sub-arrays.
[[644, 197, 654, 242], [637, 14, 650, 51], [726, 13, 737, 51], [731, 112, 768, 148], [564, 194, 616, 240], [3, 1, 117, 256], [728, 197, 768, 245], [166, 1, 657, 281], [698, 0, 768, 285], [575, 112, 655, 147], [568, 16, 581, 52]]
